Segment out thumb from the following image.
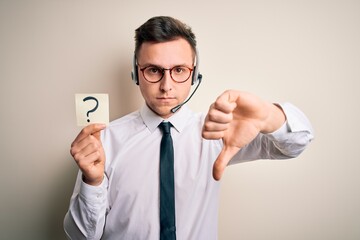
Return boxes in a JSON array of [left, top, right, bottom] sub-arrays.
[[213, 145, 239, 181], [87, 123, 106, 141], [72, 124, 106, 145]]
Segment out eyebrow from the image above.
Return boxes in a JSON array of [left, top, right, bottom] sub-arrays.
[[138, 63, 192, 69]]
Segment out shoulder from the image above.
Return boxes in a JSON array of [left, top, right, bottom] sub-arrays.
[[188, 110, 206, 128], [193, 112, 206, 128], [108, 110, 142, 128], [101, 110, 145, 139], [179, 109, 207, 136]]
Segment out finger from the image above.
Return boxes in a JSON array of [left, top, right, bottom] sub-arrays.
[[207, 108, 233, 124], [70, 135, 99, 157], [74, 149, 100, 166], [212, 146, 239, 181], [72, 124, 106, 146], [76, 151, 103, 171], [73, 140, 104, 165], [202, 120, 229, 132], [202, 130, 224, 140], [72, 140, 101, 162], [214, 98, 237, 114], [215, 91, 238, 113]]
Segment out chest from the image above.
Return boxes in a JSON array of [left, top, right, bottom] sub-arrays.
[[105, 126, 221, 201], [102, 127, 222, 239]]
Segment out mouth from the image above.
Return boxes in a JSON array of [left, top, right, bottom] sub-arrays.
[[157, 95, 176, 99], [156, 96, 176, 103]]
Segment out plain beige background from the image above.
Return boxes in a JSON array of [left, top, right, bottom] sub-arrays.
[[1, 1, 359, 239]]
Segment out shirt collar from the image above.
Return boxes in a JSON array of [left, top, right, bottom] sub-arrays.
[[140, 104, 192, 133]]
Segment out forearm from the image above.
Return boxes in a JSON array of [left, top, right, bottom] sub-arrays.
[[64, 171, 108, 240]]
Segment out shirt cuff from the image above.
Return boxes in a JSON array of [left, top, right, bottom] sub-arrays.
[[266, 120, 290, 142], [280, 102, 314, 133], [79, 175, 108, 204], [266, 102, 314, 141]]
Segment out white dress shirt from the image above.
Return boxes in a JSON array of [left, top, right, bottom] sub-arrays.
[[64, 103, 314, 240]]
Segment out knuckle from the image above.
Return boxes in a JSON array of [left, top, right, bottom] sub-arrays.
[[208, 111, 217, 121], [80, 128, 87, 135], [204, 121, 212, 130], [214, 100, 222, 109], [73, 152, 83, 162], [202, 132, 209, 139], [80, 126, 90, 135], [70, 146, 78, 157], [90, 142, 100, 150], [70, 147, 74, 156]]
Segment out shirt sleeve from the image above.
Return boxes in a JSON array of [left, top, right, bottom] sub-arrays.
[[64, 171, 108, 240], [229, 102, 314, 164]]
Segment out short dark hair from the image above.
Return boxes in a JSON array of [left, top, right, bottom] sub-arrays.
[[134, 16, 197, 57]]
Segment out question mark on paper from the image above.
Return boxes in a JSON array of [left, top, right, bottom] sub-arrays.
[[83, 96, 99, 122]]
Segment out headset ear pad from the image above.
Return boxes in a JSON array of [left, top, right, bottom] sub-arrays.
[[131, 68, 139, 85], [131, 55, 139, 85], [191, 66, 197, 85], [192, 66, 203, 85], [191, 49, 202, 85]]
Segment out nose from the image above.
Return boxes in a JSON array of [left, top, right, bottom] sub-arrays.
[[160, 70, 173, 92]]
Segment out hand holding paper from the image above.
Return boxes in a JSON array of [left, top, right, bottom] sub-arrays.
[[70, 123, 106, 186]]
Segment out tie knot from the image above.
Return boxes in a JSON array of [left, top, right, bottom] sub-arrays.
[[159, 122, 171, 135]]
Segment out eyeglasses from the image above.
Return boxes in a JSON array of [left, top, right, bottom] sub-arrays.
[[139, 65, 194, 83]]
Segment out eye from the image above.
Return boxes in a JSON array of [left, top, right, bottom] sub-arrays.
[[173, 67, 187, 74], [146, 66, 161, 75]]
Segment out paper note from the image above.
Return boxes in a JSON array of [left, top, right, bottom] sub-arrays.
[[75, 94, 109, 126]]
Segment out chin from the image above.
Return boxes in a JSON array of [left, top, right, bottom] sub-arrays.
[[158, 108, 175, 118], [148, 105, 174, 118]]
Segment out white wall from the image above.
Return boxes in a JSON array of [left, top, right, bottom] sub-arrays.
[[1, 1, 359, 239]]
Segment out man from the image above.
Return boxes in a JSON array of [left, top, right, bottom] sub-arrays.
[[64, 16, 313, 239]]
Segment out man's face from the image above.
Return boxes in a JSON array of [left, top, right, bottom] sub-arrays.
[[137, 38, 194, 119]]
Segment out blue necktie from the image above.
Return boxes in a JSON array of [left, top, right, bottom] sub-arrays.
[[159, 122, 176, 240]]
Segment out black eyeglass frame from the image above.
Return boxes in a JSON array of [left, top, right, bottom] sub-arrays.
[[138, 65, 194, 83]]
